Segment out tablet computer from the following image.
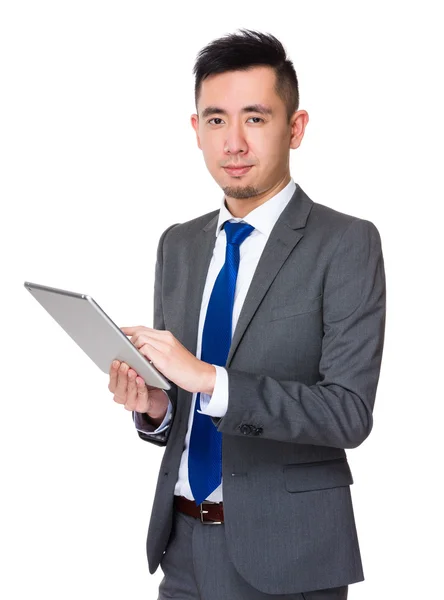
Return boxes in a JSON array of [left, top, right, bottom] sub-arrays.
[[24, 281, 171, 390]]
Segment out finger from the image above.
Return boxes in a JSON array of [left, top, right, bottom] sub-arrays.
[[120, 327, 133, 335], [109, 360, 120, 393], [135, 376, 150, 412], [121, 326, 152, 335], [125, 375, 148, 412], [137, 340, 157, 363], [132, 333, 148, 349], [135, 329, 171, 340], [129, 333, 141, 348], [114, 362, 129, 404], [124, 368, 139, 411], [139, 342, 166, 370], [129, 329, 170, 346], [140, 337, 171, 357]]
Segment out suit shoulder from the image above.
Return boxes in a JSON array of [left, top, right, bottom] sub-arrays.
[[161, 208, 219, 243], [310, 200, 358, 227], [309, 199, 380, 238]]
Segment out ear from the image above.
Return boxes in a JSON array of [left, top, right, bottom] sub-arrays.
[[289, 110, 309, 150], [190, 114, 201, 149]]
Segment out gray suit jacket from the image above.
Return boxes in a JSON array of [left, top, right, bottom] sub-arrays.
[[137, 183, 386, 595]]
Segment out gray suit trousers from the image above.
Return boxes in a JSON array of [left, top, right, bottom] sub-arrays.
[[158, 506, 348, 600]]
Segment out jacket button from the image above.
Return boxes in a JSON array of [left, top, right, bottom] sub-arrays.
[[240, 424, 252, 435]]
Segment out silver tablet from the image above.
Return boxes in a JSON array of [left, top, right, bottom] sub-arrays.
[[24, 281, 171, 390]]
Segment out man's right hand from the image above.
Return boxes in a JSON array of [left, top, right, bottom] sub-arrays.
[[108, 360, 169, 421]]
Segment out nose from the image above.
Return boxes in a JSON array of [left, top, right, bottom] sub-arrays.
[[224, 122, 248, 155]]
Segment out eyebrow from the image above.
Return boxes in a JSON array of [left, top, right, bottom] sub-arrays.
[[200, 104, 273, 119]]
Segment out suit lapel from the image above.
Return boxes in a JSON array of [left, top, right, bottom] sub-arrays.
[[227, 184, 313, 366]]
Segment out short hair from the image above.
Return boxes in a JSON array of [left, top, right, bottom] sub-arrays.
[[193, 28, 299, 124]]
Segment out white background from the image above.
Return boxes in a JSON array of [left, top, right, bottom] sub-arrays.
[[1, 1, 442, 598]]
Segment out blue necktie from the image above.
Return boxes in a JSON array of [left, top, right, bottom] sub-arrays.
[[188, 221, 255, 505]]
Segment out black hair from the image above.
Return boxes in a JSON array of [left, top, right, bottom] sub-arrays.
[[193, 28, 299, 124]]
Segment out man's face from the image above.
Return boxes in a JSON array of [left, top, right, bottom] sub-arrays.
[[191, 66, 305, 201]]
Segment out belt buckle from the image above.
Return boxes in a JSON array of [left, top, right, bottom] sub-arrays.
[[199, 502, 222, 525]]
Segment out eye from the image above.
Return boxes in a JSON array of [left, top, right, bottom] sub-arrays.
[[207, 116, 265, 125]]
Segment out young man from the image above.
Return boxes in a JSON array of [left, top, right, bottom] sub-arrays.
[[109, 29, 386, 600]]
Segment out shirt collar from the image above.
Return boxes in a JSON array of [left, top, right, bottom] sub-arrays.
[[215, 178, 297, 238]]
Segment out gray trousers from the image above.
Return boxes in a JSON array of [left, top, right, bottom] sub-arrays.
[[158, 507, 348, 600]]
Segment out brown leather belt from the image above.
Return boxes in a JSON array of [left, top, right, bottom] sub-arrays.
[[174, 495, 224, 524]]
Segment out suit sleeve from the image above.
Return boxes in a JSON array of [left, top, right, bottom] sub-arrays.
[[135, 222, 180, 447], [133, 395, 173, 433], [211, 218, 386, 449]]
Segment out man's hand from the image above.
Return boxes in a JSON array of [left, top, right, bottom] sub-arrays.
[[108, 360, 168, 420], [120, 326, 216, 395]]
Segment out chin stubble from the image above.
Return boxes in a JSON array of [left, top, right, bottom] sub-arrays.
[[222, 185, 260, 200]]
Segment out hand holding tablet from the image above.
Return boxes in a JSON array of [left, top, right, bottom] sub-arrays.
[[108, 359, 170, 423], [25, 281, 216, 399], [24, 281, 171, 390]]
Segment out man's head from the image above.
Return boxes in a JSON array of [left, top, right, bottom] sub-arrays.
[[190, 29, 309, 212]]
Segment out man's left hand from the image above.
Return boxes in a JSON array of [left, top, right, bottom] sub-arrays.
[[120, 326, 216, 395]]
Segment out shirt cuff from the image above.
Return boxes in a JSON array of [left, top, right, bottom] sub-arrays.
[[132, 392, 173, 434], [197, 365, 228, 417]]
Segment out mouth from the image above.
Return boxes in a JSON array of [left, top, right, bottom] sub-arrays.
[[223, 165, 253, 176]]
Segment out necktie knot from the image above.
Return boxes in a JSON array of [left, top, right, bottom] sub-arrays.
[[223, 221, 255, 246]]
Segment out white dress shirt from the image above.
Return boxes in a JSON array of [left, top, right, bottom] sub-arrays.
[[136, 178, 297, 502]]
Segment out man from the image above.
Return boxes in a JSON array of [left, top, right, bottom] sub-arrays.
[[109, 28, 386, 600]]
